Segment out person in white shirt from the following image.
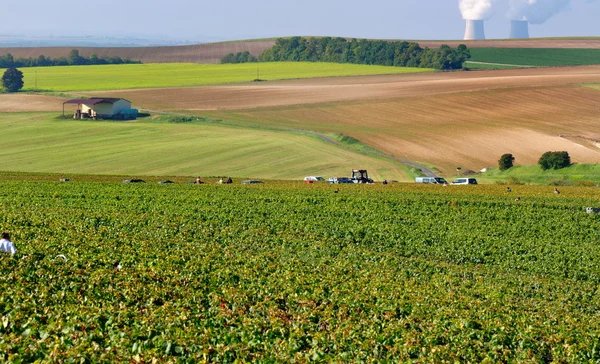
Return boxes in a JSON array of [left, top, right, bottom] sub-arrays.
[[0, 231, 17, 255]]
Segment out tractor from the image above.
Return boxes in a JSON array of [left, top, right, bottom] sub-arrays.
[[351, 169, 373, 184]]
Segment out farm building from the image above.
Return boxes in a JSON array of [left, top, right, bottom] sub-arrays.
[[63, 97, 138, 120]]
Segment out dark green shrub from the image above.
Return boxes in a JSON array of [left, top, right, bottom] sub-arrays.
[[498, 153, 515, 171], [539, 151, 571, 170]]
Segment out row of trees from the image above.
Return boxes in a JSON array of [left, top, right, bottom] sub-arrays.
[[220, 51, 258, 64], [0, 49, 140, 68], [498, 152, 572, 171], [256, 37, 470, 70]]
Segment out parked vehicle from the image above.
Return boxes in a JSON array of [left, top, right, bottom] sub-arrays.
[[351, 169, 373, 184], [452, 178, 478, 185], [123, 179, 145, 183], [242, 180, 263, 184], [328, 177, 352, 184], [304, 176, 325, 182], [415, 177, 447, 184]]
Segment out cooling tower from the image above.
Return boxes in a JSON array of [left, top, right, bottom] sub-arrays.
[[464, 20, 486, 40], [509, 20, 530, 39]]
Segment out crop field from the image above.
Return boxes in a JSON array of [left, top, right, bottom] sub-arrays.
[[0, 112, 408, 180], [15, 63, 433, 92], [464, 61, 526, 70], [468, 48, 600, 68], [1, 178, 600, 361]]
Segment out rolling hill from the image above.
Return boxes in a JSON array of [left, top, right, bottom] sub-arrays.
[[1, 38, 599, 64]]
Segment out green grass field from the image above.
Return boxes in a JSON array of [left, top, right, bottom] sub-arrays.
[[13, 63, 434, 92], [0, 112, 408, 180], [468, 48, 600, 68], [585, 83, 600, 90], [476, 164, 600, 185]]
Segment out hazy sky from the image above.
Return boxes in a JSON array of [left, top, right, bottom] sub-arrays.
[[2, 0, 599, 42]]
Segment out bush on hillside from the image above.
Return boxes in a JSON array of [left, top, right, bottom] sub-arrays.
[[221, 51, 258, 64], [498, 153, 515, 171], [539, 151, 571, 171]]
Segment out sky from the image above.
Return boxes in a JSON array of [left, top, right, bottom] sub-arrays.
[[2, 0, 599, 42]]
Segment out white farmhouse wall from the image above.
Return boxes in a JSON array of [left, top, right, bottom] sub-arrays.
[[81, 100, 131, 116]]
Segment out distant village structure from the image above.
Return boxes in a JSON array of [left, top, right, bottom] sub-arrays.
[[63, 98, 138, 120]]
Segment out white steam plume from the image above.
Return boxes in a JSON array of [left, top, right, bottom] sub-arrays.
[[508, 0, 597, 24], [460, 0, 495, 20]]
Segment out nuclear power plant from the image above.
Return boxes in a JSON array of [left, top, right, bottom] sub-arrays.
[[509, 20, 530, 39], [464, 20, 486, 40]]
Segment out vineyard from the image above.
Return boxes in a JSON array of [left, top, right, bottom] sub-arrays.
[[1, 178, 600, 361]]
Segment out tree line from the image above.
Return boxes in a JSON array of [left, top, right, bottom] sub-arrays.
[[222, 37, 470, 70], [220, 51, 257, 64], [0, 49, 140, 68]]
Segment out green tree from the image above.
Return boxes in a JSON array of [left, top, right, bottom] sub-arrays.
[[68, 49, 84, 65], [1, 68, 24, 92], [498, 153, 515, 171], [538, 151, 571, 170]]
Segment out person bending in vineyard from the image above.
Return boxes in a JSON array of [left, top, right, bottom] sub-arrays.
[[0, 232, 17, 255]]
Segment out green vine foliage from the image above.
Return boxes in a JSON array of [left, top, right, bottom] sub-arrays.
[[0, 180, 599, 362]]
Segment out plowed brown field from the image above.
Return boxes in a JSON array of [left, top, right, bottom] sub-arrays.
[[85, 66, 600, 174], [0, 94, 64, 112], [1, 38, 599, 64], [87, 66, 600, 111]]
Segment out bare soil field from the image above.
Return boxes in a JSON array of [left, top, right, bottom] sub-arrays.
[[1, 38, 599, 64], [87, 66, 600, 111], [0, 41, 275, 64], [86, 66, 600, 174], [419, 39, 600, 49], [203, 84, 600, 174], [0, 94, 64, 112]]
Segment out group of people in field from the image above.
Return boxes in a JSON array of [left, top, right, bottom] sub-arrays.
[[506, 186, 560, 202]]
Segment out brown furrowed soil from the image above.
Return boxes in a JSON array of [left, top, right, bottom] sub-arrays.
[[0, 94, 65, 112], [87, 66, 600, 111], [1, 38, 599, 64], [85, 66, 600, 174]]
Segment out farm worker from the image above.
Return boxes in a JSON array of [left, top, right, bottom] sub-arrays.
[[554, 188, 560, 195], [218, 178, 224, 184], [506, 187, 512, 193], [226, 177, 233, 184], [0, 232, 17, 255], [195, 177, 203, 184]]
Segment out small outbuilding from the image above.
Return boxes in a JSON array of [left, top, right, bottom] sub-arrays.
[[63, 97, 138, 120]]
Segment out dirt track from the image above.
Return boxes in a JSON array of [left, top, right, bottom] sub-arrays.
[[86, 66, 600, 111]]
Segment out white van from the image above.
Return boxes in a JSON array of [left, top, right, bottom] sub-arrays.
[[452, 178, 478, 185], [415, 177, 447, 184], [304, 176, 325, 182]]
